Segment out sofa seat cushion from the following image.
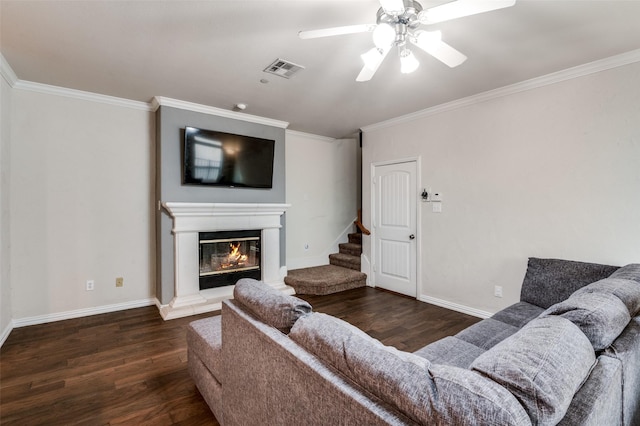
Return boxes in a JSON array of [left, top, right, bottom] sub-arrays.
[[573, 277, 640, 317], [542, 292, 631, 351], [609, 263, 640, 284], [233, 278, 312, 333], [471, 316, 596, 425], [520, 258, 619, 309], [455, 318, 519, 350], [491, 302, 544, 328], [187, 315, 223, 382], [291, 312, 531, 426], [413, 336, 486, 368]]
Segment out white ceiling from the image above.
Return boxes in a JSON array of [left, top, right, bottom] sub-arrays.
[[2, 0, 640, 138]]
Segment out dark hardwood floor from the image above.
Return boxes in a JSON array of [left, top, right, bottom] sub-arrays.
[[297, 287, 480, 352], [0, 287, 480, 425]]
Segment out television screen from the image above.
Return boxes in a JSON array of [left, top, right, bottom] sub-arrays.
[[183, 126, 275, 188]]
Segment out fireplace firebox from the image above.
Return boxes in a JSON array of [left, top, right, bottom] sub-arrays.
[[199, 230, 261, 289]]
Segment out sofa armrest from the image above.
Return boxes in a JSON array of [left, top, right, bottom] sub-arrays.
[[220, 300, 414, 426]]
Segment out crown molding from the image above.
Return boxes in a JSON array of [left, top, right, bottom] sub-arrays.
[[13, 80, 153, 111], [362, 48, 640, 133], [152, 96, 289, 129], [0, 53, 18, 86], [1, 53, 151, 110]]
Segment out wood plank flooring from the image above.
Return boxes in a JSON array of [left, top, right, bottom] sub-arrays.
[[297, 287, 480, 352], [1, 287, 480, 425]]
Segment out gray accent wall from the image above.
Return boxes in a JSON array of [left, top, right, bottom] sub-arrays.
[[156, 106, 286, 304]]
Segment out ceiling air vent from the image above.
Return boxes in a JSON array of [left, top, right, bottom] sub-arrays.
[[263, 58, 304, 79]]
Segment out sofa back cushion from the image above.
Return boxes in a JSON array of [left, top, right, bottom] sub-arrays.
[[290, 312, 531, 426], [471, 316, 596, 425], [520, 258, 619, 308], [541, 292, 631, 350], [609, 263, 640, 283], [573, 277, 640, 317], [233, 278, 312, 333]]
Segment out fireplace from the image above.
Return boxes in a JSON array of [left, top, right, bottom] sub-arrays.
[[199, 230, 261, 289], [160, 202, 292, 320]]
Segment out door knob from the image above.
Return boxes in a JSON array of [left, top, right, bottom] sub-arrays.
[[409, 234, 415, 240]]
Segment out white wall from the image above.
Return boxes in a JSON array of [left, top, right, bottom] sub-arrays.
[[363, 61, 640, 315], [4, 86, 357, 326], [0, 70, 12, 342], [286, 131, 359, 270], [10, 89, 155, 321]]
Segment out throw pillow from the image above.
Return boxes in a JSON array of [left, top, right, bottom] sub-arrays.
[[233, 278, 312, 333]]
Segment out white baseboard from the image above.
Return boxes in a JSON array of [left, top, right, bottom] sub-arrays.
[[418, 295, 493, 319], [0, 321, 13, 348], [11, 298, 158, 328]]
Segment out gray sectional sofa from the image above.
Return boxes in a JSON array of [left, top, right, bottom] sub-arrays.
[[187, 258, 640, 425]]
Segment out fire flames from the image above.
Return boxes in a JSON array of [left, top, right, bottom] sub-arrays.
[[220, 242, 248, 269]]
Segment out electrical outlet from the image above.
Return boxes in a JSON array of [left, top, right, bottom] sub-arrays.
[[494, 285, 503, 298], [86, 280, 95, 291], [116, 277, 124, 287]]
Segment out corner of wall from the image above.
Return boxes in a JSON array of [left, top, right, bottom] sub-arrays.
[[0, 56, 14, 346]]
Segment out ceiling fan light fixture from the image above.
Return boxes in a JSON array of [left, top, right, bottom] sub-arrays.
[[372, 23, 395, 49], [379, 0, 406, 16], [400, 48, 419, 74], [299, 0, 516, 81]]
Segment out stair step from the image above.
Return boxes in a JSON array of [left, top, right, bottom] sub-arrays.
[[329, 253, 361, 271], [348, 232, 362, 245], [285, 264, 366, 295], [339, 242, 362, 256]]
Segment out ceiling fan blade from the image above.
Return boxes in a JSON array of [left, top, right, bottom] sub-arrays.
[[298, 24, 375, 40], [356, 47, 390, 82], [411, 32, 467, 68], [419, 0, 516, 25], [379, 0, 405, 16]]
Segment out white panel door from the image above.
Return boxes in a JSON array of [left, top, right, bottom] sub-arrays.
[[373, 161, 417, 297]]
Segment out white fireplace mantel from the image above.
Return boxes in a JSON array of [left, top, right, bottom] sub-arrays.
[[160, 202, 292, 320]]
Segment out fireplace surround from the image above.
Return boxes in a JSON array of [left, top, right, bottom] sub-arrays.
[[160, 202, 291, 319]]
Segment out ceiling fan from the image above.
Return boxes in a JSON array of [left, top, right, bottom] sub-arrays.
[[299, 0, 516, 82]]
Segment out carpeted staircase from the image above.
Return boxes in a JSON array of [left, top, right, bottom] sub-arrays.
[[285, 232, 367, 295]]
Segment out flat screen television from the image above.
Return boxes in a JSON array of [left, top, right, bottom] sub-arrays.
[[183, 126, 275, 188]]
